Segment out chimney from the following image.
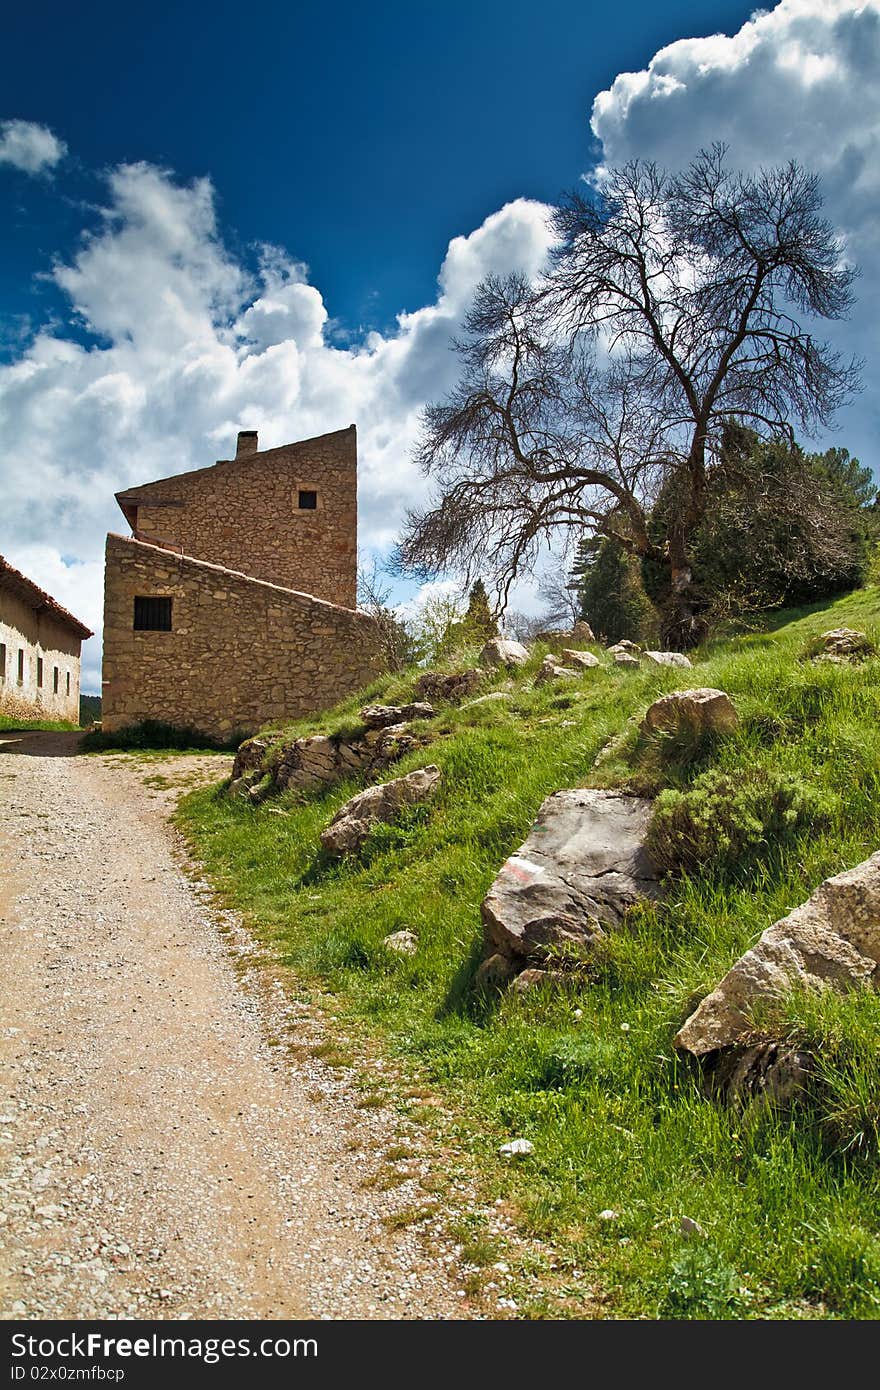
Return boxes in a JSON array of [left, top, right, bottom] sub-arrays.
[[236, 429, 258, 459]]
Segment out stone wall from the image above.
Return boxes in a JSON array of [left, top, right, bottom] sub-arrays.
[[117, 426, 358, 609], [0, 589, 82, 723], [101, 534, 383, 739]]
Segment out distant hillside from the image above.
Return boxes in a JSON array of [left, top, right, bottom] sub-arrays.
[[79, 694, 102, 726]]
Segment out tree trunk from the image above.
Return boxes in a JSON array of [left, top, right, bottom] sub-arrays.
[[660, 544, 707, 650], [660, 433, 709, 649]]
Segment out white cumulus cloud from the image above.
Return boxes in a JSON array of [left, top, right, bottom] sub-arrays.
[[591, 0, 880, 464], [0, 119, 67, 174]]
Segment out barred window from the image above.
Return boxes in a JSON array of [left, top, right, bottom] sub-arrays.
[[133, 596, 173, 631]]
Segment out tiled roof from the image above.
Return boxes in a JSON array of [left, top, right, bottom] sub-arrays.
[[0, 555, 93, 640]]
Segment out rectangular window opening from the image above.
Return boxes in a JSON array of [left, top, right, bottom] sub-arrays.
[[134, 596, 173, 631], [298, 489, 318, 510], [17, 650, 24, 685], [0, 643, 5, 682], [37, 657, 43, 688], [66, 672, 70, 696], [53, 666, 59, 694]]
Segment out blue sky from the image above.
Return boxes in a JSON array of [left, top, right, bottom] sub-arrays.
[[4, 0, 758, 341], [1, 0, 878, 691]]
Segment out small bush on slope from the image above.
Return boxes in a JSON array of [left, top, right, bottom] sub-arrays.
[[647, 768, 833, 877]]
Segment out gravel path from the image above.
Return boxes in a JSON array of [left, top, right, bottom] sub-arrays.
[[0, 731, 471, 1320]]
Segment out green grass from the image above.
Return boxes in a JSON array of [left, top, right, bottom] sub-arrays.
[[177, 588, 880, 1319], [0, 714, 80, 732]]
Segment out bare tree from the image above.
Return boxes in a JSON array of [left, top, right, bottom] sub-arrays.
[[537, 570, 582, 630], [398, 146, 860, 646], [357, 558, 414, 671]]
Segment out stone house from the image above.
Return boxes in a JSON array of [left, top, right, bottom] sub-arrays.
[[0, 556, 92, 724], [102, 425, 383, 739]]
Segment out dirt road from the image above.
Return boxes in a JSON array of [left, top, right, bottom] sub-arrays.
[[0, 731, 467, 1320]]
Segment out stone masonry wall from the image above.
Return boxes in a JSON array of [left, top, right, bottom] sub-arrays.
[[0, 589, 82, 723], [101, 534, 383, 739], [120, 426, 358, 609]]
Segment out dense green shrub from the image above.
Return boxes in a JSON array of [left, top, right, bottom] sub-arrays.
[[643, 433, 875, 635], [80, 719, 244, 752], [646, 768, 831, 876]]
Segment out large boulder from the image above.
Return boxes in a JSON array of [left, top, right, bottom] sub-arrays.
[[321, 765, 442, 856], [613, 651, 640, 669], [676, 851, 880, 1058], [479, 638, 530, 670], [414, 669, 483, 703], [561, 649, 601, 669], [481, 789, 661, 963], [644, 651, 693, 669], [642, 688, 738, 736], [571, 621, 595, 643]]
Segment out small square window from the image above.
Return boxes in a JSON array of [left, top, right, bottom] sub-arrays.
[[134, 596, 173, 631], [298, 489, 318, 510]]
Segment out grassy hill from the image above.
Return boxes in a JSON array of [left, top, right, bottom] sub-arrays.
[[179, 586, 880, 1319]]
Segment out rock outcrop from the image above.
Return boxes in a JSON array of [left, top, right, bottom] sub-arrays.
[[479, 638, 530, 670], [571, 621, 595, 643], [607, 640, 641, 656], [534, 654, 577, 684], [641, 688, 738, 736], [644, 651, 693, 669], [321, 765, 442, 856], [676, 851, 880, 1059], [480, 789, 661, 973], [360, 702, 434, 728], [462, 691, 511, 710], [414, 669, 483, 703], [230, 703, 434, 802], [231, 737, 274, 778], [813, 628, 875, 663], [561, 649, 601, 669]]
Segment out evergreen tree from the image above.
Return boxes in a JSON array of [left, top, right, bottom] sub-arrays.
[[463, 578, 498, 641], [573, 536, 657, 645]]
